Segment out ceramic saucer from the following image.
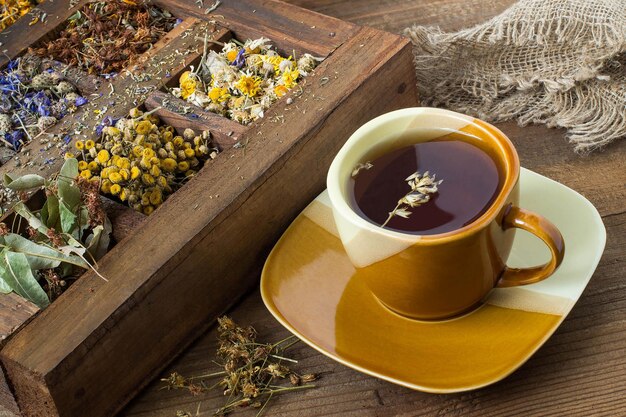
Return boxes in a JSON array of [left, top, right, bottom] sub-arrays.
[[260, 168, 606, 393]]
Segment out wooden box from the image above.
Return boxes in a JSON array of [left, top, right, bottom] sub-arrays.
[[0, 1, 418, 415]]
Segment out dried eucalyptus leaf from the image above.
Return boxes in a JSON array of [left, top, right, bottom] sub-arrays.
[[59, 201, 77, 235], [0, 277, 11, 294], [3, 233, 89, 269], [13, 202, 47, 235], [1, 251, 50, 308], [58, 158, 81, 211], [5, 174, 46, 191], [86, 219, 111, 261], [44, 194, 61, 230]]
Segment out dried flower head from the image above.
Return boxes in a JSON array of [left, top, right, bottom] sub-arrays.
[[382, 171, 442, 228]]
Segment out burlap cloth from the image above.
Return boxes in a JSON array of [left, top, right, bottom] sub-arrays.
[[404, 0, 625, 153]]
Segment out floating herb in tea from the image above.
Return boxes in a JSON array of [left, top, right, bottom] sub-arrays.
[[162, 316, 318, 416], [351, 140, 501, 234]]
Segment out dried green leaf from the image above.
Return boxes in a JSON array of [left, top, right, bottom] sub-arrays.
[[5, 174, 46, 191], [0, 251, 50, 308], [1, 233, 89, 270], [59, 201, 78, 235], [0, 277, 11, 294], [58, 158, 81, 212], [86, 218, 111, 261]]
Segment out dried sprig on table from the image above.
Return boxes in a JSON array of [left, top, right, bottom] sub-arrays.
[[171, 37, 321, 125], [0, 0, 42, 32], [66, 107, 217, 215], [30, 1, 178, 76], [382, 170, 442, 228], [0, 158, 111, 308], [162, 316, 318, 416], [0, 54, 87, 151]]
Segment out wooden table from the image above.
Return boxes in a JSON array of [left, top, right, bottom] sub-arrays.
[[122, 1, 626, 416]]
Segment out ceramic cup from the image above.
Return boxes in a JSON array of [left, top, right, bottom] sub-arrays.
[[327, 107, 565, 320]]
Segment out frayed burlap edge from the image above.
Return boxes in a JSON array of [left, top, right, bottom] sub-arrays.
[[404, 0, 626, 153]]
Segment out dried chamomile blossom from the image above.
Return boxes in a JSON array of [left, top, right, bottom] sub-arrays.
[[70, 108, 217, 215], [0, 55, 87, 150], [172, 37, 320, 125]]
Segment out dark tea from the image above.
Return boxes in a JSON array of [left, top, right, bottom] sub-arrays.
[[350, 138, 502, 235]]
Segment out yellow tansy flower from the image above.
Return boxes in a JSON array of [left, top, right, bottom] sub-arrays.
[[184, 148, 195, 158], [80, 170, 92, 179], [119, 188, 129, 202], [149, 189, 163, 206], [110, 184, 121, 195], [130, 166, 141, 180], [75, 141, 85, 150], [143, 206, 155, 215], [64, 152, 75, 159], [116, 157, 131, 170], [85, 140, 95, 150], [119, 169, 130, 181], [142, 173, 155, 186], [97, 149, 110, 164], [150, 165, 161, 177], [109, 172, 123, 184], [88, 161, 99, 171], [78, 161, 88, 170], [177, 161, 190, 172], [274, 85, 289, 97], [135, 120, 152, 136], [132, 146, 143, 158], [101, 180, 112, 194], [162, 158, 177, 172]]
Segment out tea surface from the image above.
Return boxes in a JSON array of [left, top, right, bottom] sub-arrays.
[[351, 140, 501, 234]]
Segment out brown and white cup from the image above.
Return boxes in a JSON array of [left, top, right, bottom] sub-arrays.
[[327, 108, 565, 320]]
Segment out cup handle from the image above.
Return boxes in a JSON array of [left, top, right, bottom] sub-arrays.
[[496, 206, 565, 288]]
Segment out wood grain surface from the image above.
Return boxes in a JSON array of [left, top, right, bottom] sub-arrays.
[[118, 0, 623, 415]]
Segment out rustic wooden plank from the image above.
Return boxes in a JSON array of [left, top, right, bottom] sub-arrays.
[[0, 294, 38, 348], [0, 0, 91, 69], [144, 91, 246, 150], [151, 0, 358, 57], [288, 0, 514, 33], [0, 365, 20, 417], [0, 23, 417, 417]]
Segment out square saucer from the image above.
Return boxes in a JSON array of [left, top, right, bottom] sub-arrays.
[[260, 168, 606, 393]]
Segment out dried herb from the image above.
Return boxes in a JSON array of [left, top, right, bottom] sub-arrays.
[[30, 1, 177, 76], [382, 171, 442, 228], [0, 158, 111, 307], [0, 0, 42, 32], [171, 36, 321, 125], [0, 54, 87, 151], [162, 316, 318, 416], [67, 107, 217, 215]]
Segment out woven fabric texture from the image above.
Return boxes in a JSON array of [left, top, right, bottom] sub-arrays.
[[405, 0, 625, 152]]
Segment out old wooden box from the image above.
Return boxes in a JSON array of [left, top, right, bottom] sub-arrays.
[[0, 0, 418, 415]]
